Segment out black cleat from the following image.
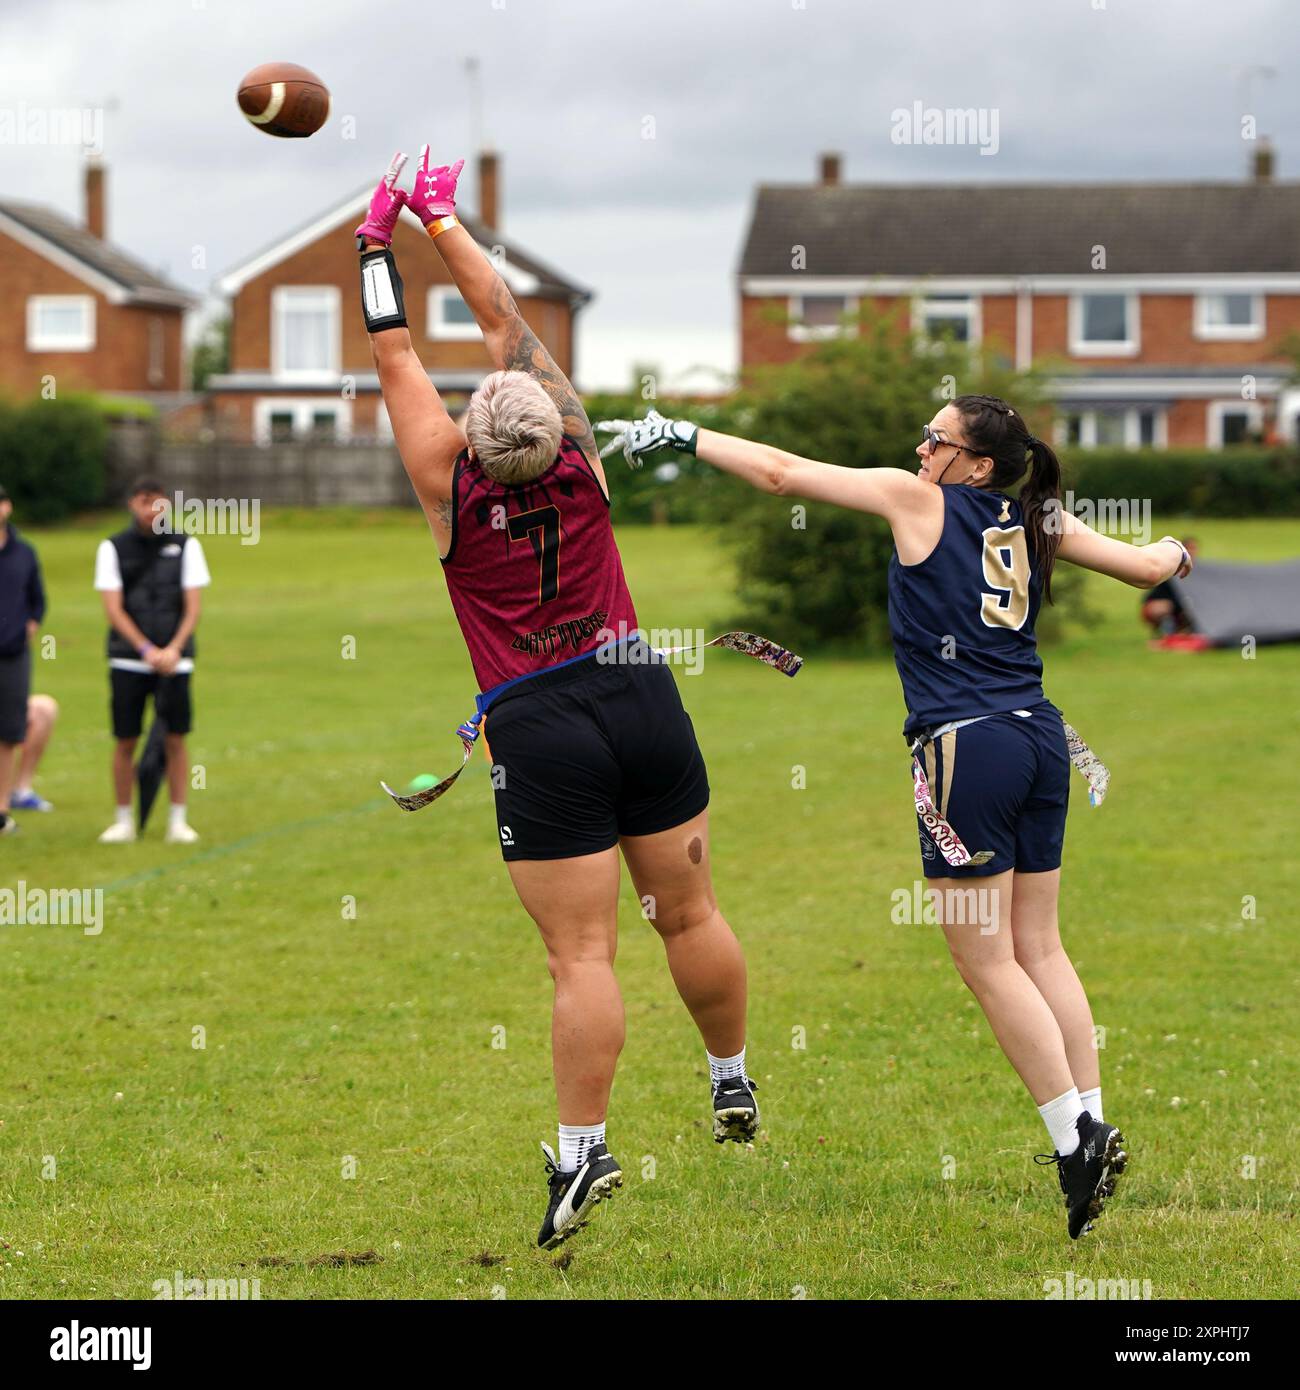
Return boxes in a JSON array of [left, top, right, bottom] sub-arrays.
[[536, 1141, 623, 1250], [1036, 1111, 1129, 1239], [712, 1076, 760, 1143]]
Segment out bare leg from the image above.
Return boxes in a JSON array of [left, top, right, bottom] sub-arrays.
[[112, 738, 137, 806], [1010, 869, 1100, 1094], [16, 695, 57, 788], [165, 733, 188, 807], [620, 808, 747, 1058], [507, 849, 624, 1126], [935, 870, 1075, 1105], [0, 742, 17, 814]]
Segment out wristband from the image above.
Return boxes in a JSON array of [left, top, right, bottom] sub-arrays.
[[138, 642, 155, 659], [426, 214, 460, 240], [1158, 535, 1190, 577]]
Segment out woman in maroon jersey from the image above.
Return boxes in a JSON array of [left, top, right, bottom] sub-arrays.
[[353, 151, 759, 1249]]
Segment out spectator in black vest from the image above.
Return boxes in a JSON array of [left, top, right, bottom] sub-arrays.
[[0, 484, 47, 837], [94, 478, 211, 844]]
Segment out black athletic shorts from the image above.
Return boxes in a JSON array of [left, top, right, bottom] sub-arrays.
[[0, 649, 31, 744], [110, 668, 193, 739], [483, 640, 710, 861]]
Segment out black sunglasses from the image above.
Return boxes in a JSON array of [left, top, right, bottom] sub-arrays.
[[920, 425, 982, 457]]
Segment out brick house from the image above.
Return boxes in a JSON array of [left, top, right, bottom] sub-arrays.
[[0, 160, 192, 398], [739, 150, 1300, 448], [208, 153, 591, 442]]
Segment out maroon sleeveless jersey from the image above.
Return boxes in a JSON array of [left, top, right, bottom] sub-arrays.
[[441, 436, 639, 692]]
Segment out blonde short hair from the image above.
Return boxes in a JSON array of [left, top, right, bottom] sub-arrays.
[[464, 371, 564, 485]]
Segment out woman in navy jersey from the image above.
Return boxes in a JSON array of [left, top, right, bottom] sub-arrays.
[[600, 396, 1193, 1239], [353, 152, 760, 1250]]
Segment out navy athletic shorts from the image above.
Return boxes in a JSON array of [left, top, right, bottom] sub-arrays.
[[913, 702, 1070, 879], [483, 638, 710, 862]]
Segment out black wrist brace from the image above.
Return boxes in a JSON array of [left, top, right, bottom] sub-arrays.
[[359, 246, 408, 332]]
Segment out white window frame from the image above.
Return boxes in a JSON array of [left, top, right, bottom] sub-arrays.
[[1193, 292, 1265, 342], [1206, 400, 1263, 448], [1056, 407, 1168, 449], [253, 397, 353, 444], [912, 292, 982, 347], [271, 286, 341, 381], [787, 293, 859, 342], [1068, 292, 1139, 357], [26, 294, 96, 351], [427, 286, 481, 342]]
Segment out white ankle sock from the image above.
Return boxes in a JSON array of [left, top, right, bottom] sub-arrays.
[[168, 803, 188, 829], [558, 1122, 605, 1174], [1078, 1086, 1103, 1123], [115, 805, 132, 826], [1038, 1086, 1084, 1156], [707, 1047, 747, 1084]]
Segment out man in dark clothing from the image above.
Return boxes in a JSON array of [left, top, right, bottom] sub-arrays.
[[0, 484, 47, 837], [94, 478, 210, 843]]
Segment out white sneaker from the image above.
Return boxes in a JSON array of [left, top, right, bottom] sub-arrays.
[[165, 822, 200, 844], [98, 820, 136, 844]]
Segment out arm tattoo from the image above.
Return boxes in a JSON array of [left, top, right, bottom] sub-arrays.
[[489, 278, 597, 460]]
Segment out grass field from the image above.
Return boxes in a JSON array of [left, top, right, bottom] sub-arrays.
[[1, 510, 1296, 1300]]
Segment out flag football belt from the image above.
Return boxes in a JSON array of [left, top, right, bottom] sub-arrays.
[[381, 630, 804, 812], [908, 712, 1111, 869]]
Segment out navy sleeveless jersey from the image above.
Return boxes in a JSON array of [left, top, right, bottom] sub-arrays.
[[887, 485, 1046, 737]]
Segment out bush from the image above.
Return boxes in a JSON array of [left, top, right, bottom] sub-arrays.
[[0, 393, 109, 522], [1062, 447, 1300, 518]]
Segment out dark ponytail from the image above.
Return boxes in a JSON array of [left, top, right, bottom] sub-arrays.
[[952, 394, 1065, 602], [1018, 436, 1064, 602]]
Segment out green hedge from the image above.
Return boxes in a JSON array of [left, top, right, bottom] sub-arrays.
[[1058, 447, 1300, 518], [0, 394, 110, 522]]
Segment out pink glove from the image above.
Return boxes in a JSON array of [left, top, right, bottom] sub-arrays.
[[354, 152, 409, 245], [407, 146, 464, 226]]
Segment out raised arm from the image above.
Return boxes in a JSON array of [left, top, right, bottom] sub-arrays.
[[407, 148, 604, 485], [596, 411, 936, 534], [1055, 512, 1192, 588], [355, 153, 465, 553]]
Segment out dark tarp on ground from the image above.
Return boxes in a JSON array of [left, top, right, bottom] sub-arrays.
[[1171, 559, 1300, 646]]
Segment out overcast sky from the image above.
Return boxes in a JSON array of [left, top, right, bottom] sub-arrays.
[[2, 0, 1296, 388]]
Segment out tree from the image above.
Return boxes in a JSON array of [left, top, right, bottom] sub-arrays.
[[190, 316, 230, 391], [725, 304, 1055, 651]]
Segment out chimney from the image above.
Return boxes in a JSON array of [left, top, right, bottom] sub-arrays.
[[479, 150, 500, 230], [85, 156, 105, 239], [819, 152, 842, 187], [1253, 137, 1275, 184]]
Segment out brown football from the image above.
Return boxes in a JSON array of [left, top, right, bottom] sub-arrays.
[[237, 62, 329, 138]]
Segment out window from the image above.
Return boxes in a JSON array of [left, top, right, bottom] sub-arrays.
[[1207, 401, 1263, 448], [427, 286, 480, 341], [253, 397, 352, 444], [1194, 293, 1264, 341], [271, 287, 340, 377], [1069, 293, 1138, 356], [917, 293, 980, 345], [788, 293, 856, 341], [1058, 407, 1166, 449], [27, 295, 95, 351]]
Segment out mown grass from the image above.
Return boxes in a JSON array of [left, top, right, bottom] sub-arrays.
[[1, 512, 1295, 1299]]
